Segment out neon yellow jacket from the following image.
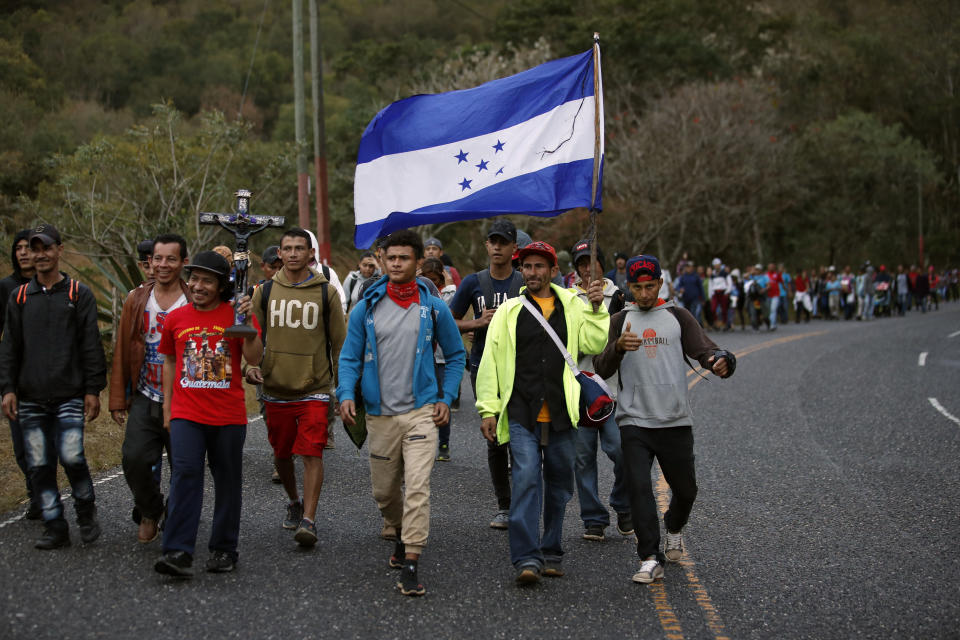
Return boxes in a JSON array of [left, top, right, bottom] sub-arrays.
[[475, 283, 610, 444]]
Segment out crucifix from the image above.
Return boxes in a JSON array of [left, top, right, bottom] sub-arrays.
[[199, 189, 285, 337]]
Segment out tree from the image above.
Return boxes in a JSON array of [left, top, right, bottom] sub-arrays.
[[603, 78, 798, 267], [22, 102, 297, 326], [796, 110, 942, 265]]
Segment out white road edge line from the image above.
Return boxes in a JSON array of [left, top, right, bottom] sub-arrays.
[[1, 413, 265, 530], [929, 398, 960, 426], [949, 330, 960, 339], [918, 351, 928, 366]]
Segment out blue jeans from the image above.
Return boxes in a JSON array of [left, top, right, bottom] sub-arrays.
[[575, 413, 630, 527], [768, 296, 780, 328], [163, 419, 246, 559], [507, 421, 575, 569], [19, 398, 95, 522], [7, 416, 34, 506]]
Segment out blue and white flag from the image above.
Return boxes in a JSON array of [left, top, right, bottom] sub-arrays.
[[353, 48, 603, 248]]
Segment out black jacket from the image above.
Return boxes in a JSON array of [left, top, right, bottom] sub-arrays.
[[0, 273, 107, 402], [0, 229, 32, 337]]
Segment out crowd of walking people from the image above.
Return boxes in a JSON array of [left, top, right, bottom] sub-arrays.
[[5, 218, 952, 598], [653, 258, 958, 332]]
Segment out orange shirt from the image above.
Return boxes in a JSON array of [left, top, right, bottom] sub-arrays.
[[532, 294, 555, 422]]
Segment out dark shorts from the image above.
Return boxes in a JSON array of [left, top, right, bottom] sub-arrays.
[[265, 400, 329, 458]]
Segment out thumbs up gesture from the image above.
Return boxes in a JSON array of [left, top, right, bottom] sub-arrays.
[[616, 321, 641, 353]]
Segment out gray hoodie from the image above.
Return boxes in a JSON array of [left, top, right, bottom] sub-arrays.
[[593, 301, 720, 429]]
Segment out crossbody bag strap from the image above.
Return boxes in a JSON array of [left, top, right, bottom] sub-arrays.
[[519, 296, 581, 376]]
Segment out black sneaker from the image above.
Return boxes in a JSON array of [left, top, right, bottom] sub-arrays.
[[582, 524, 605, 541], [35, 519, 70, 550], [155, 551, 194, 578], [294, 518, 318, 547], [25, 501, 42, 521], [515, 562, 541, 585], [389, 538, 405, 569], [283, 499, 304, 530], [542, 559, 564, 578], [77, 507, 101, 544], [206, 550, 236, 573], [436, 444, 451, 462], [397, 560, 425, 596], [616, 512, 634, 537]]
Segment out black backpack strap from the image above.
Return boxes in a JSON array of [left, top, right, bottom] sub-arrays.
[[507, 270, 524, 297], [476, 269, 495, 314], [259, 279, 274, 340], [322, 281, 333, 380]]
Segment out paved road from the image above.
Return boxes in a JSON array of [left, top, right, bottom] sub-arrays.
[[2, 305, 959, 639]]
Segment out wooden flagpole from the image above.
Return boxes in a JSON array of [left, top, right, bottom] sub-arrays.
[[588, 32, 603, 309]]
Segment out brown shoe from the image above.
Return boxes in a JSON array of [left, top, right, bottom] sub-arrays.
[[138, 517, 159, 544]]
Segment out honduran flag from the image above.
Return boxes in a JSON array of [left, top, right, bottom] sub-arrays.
[[352, 48, 604, 249]]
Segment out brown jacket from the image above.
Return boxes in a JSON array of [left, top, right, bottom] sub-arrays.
[[108, 279, 191, 411]]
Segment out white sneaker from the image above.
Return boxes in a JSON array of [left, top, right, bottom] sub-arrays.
[[632, 557, 664, 584], [664, 531, 684, 562]]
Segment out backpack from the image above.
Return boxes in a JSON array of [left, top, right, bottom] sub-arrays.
[[16, 278, 80, 306], [474, 269, 523, 353]]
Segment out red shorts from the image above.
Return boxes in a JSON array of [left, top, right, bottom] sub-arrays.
[[265, 400, 329, 458]]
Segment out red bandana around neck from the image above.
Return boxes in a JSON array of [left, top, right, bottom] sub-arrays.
[[386, 280, 419, 308]]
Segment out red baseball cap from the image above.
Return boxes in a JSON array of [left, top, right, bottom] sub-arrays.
[[516, 241, 557, 267]]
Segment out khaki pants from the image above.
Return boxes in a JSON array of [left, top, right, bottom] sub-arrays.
[[366, 404, 437, 555]]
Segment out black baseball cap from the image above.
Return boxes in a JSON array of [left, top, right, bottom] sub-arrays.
[[571, 239, 605, 270], [626, 255, 662, 282], [261, 245, 280, 264], [137, 240, 154, 261], [487, 219, 517, 243], [29, 224, 62, 246]]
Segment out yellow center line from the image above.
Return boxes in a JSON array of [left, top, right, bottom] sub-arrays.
[[654, 469, 730, 640], [648, 576, 686, 640]]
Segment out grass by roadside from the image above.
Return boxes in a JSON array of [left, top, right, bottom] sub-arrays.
[[0, 388, 122, 515], [0, 384, 262, 516]]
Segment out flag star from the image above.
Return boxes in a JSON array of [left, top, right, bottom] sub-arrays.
[[492, 140, 505, 153], [458, 177, 472, 191], [455, 149, 469, 164], [496, 167, 504, 175], [476, 159, 489, 172]]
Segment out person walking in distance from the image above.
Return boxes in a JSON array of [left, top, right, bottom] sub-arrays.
[[449, 219, 523, 529], [0, 224, 107, 549], [0, 228, 39, 519], [110, 234, 191, 544], [593, 255, 735, 584], [567, 239, 633, 542], [249, 228, 346, 548], [337, 230, 465, 597]]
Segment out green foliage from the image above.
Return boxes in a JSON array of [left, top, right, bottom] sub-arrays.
[[0, 0, 958, 273], [794, 111, 941, 264]]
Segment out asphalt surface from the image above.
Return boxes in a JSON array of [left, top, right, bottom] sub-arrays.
[[1, 304, 959, 639]]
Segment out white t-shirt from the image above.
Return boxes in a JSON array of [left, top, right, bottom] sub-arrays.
[[138, 290, 188, 402]]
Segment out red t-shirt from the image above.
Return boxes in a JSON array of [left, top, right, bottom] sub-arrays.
[[766, 271, 781, 297], [795, 276, 808, 293], [158, 302, 257, 426]]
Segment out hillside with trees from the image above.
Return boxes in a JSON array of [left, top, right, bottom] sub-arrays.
[[1, 0, 957, 282]]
